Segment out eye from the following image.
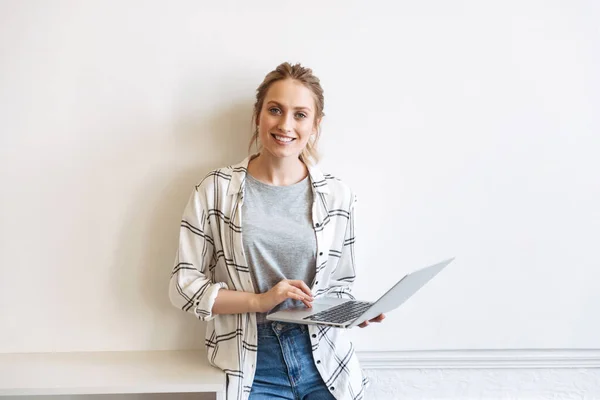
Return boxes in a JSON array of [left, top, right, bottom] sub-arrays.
[[295, 112, 307, 119], [268, 107, 281, 115]]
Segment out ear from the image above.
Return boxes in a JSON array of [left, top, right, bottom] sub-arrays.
[[313, 117, 322, 135]]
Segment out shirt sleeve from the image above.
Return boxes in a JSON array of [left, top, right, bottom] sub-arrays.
[[324, 193, 357, 300], [169, 186, 228, 321]]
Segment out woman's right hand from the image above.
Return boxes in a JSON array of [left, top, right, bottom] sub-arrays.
[[256, 279, 314, 313]]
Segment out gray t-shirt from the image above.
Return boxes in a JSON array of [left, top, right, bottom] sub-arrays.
[[242, 173, 316, 324]]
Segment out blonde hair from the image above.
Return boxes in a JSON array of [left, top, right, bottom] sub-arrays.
[[249, 62, 325, 165]]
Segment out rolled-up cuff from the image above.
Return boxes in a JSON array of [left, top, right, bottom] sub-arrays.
[[194, 282, 228, 321]]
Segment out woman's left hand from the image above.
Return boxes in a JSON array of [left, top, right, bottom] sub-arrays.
[[358, 314, 385, 328]]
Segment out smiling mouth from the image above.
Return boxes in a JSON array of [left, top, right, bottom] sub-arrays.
[[271, 134, 296, 143]]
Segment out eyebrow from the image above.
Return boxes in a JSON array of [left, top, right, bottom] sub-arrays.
[[267, 101, 312, 112]]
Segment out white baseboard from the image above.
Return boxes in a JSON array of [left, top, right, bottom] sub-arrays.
[[357, 349, 600, 369], [357, 349, 600, 399]]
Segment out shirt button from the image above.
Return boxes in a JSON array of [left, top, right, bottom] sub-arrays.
[[319, 252, 323, 256], [330, 387, 335, 391], [312, 334, 317, 338], [315, 223, 321, 228], [316, 360, 321, 364]]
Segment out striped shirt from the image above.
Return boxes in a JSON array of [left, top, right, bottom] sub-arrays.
[[169, 155, 369, 400]]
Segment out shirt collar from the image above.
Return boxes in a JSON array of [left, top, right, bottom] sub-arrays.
[[226, 154, 330, 196]]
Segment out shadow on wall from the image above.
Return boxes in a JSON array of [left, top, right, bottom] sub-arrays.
[[111, 95, 252, 350]]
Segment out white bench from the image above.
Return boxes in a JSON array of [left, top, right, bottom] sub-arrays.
[[0, 350, 226, 399]]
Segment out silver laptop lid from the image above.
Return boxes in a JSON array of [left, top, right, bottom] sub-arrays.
[[348, 257, 454, 328]]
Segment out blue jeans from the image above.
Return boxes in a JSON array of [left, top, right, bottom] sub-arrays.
[[249, 322, 335, 400]]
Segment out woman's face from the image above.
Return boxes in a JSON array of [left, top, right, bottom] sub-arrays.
[[256, 79, 319, 161]]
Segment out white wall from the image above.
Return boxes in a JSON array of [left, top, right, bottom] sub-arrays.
[[1, 0, 599, 397]]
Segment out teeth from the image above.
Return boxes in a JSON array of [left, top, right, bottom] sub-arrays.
[[274, 135, 293, 142]]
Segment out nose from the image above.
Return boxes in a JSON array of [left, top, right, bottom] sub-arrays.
[[277, 113, 294, 133]]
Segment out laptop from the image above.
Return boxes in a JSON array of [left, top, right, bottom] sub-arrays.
[[266, 257, 454, 328]]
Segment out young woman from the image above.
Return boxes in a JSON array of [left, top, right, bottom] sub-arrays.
[[169, 62, 384, 400]]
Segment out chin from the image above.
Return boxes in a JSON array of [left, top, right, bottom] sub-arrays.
[[264, 146, 302, 160]]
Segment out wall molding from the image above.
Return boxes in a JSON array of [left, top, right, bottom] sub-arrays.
[[357, 349, 600, 369]]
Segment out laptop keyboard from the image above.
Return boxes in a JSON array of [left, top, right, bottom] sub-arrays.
[[303, 301, 372, 324]]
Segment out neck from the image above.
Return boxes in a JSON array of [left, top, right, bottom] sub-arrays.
[[247, 153, 308, 186]]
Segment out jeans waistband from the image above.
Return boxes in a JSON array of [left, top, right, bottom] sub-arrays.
[[257, 321, 308, 337]]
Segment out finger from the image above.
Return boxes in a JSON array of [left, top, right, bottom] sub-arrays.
[[286, 290, 305, 301], [292, 287, 313, 301], [289, 280, 313, 298], [288, 280, 313, 297], [359, 321, 368, 328], [301, 299, 313, 308], [288, 289, 312, 302], [370, 314, 386, 323]]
